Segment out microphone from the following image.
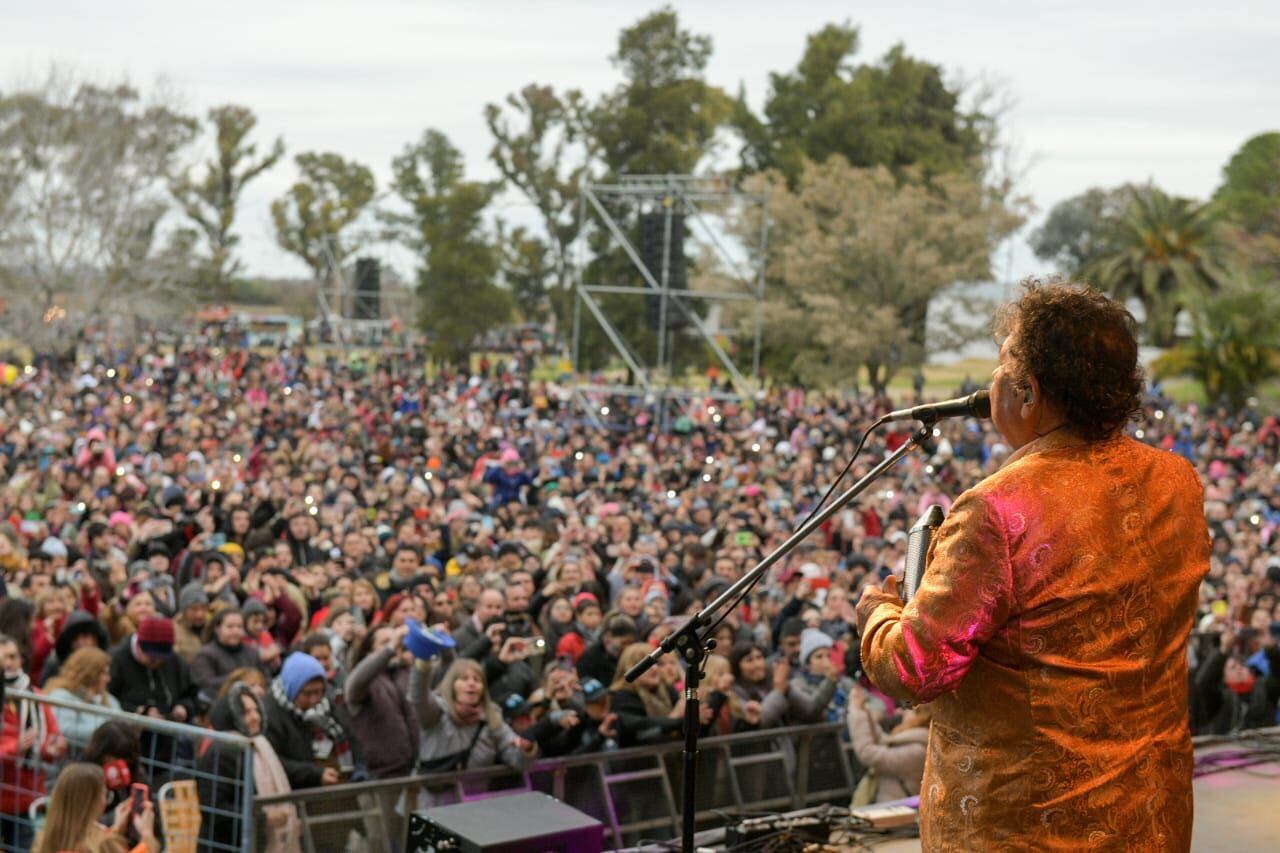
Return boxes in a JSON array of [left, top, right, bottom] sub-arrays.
[[881, 390, 990, 424], [903, 504, 945, 603]]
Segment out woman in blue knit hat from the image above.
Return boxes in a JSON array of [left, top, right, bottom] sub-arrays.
[[261, 652, 355, 789]]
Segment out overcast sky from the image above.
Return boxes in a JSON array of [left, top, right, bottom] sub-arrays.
[[3, 0, 1276, 282]]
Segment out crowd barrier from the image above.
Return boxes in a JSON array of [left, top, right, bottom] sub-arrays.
[[254, 722, 861, 851], [0, 689, 254, 853]]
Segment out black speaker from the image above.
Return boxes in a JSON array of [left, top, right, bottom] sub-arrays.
[[640, 211, 689, 331], [406, 792, 603, 852], [353, 256, 381, 320]]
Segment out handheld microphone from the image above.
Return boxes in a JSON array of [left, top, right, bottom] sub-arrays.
[[903, 504, 945, 603], [881, 390, 990, 424]]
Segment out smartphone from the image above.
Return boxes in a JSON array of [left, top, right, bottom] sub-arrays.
[[131, 782, 150, 815]]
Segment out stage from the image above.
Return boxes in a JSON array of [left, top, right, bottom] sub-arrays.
[[644, 730, 1280, 852]]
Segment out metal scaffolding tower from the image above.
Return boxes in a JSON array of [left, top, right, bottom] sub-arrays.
[[571, 174, 767, 425]]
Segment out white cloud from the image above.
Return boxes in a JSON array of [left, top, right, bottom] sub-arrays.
[[3, 0, 1276, 282]]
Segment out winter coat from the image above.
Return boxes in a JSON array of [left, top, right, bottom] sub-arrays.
[[45, 688, 122, 744], [729, 681, 790, 729], [406, 662, 529, 774], [260, 690, 325, 790], [786, 672, 838, 724], [0, 691, 62, 815], [108, 637, 199, 720], [609, 688, 683, 748], [343, 648, 419, 779], [575, 640, 621, 687], [191, 641, 262, 697], [846, 707, 928, 802], [173, 615, 203, 663]]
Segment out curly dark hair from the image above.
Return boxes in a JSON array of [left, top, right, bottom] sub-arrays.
[[994, 281, 1144, 442]]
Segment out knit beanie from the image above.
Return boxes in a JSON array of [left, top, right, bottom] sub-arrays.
[[799, 628, 834, 665], [137, 616, 175, 658], [279, 652, 326, 702], [178, 582, 209, 612]]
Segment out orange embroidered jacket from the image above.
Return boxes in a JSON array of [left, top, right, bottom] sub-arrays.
[[858, 431, 1209, 851]]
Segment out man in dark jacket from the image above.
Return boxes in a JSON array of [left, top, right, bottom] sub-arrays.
[[108, 616, 200, 772], [108, 616, 199, 723], [576, 615, 636, 686], [521, 678, 618, 756], [452, 588, 506, 660]]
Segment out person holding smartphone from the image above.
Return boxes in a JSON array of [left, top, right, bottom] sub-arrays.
[[33, 762, 159, 853]]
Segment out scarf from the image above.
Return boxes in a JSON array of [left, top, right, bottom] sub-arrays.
[[633, 683, 674, 719], [269, 677, 347, 758], [252, 734, 303, 853], [4, 671, 46, 759], [453, 701, 485, 727]]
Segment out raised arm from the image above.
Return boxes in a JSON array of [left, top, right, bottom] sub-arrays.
[[407, 658, 443, 730]]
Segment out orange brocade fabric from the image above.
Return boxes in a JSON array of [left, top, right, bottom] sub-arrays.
[[857, 431, 1209, 852]]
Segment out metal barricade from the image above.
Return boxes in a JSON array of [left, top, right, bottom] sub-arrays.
[[0, 688, 254, 853], [256, 722, 855, 852]]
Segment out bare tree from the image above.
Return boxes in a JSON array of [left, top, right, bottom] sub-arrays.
[[0, 68, 198, 348], [171, 104, 284, 302]]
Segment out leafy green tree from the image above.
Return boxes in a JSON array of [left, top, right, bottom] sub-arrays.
[[1081, 187, 1228, 347], [734, 23, 990, 187], [589, 6, 731, 176], [1029, 184, 1143, 274], [0, 71, 198, 346], [735, 157, 1021, 392], [386, 129, 511, 363], [171, 105, 284, 301], [270, 151, 376, 282], [495, 222, 560, 324], [573, 7, 733, 371], [1214, 133, 1280, 281], [1153, 279, 1280, 408], [1214, 132, 1280, 235], [485, 85, 593, 331]]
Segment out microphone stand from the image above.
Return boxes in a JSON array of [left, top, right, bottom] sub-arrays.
[[625, 421, 937, 852]]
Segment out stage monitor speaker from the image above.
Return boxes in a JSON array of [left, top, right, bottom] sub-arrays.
[[406, 791, 603, 853], [353, 256, 381, 320]]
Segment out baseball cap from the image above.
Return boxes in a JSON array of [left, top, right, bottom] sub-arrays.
[[582, 678, 607, 703]]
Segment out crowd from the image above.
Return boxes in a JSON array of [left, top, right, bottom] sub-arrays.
[[0, 331, 1275, 849]]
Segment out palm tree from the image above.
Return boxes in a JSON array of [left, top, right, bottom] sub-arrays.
[[1153, 280, 1280, 408], [1084, 187, 1228, 347]]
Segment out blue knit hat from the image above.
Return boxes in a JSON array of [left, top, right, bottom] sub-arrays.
[[279, 652, 326, 701]]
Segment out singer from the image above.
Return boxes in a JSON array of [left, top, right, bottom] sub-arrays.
[[855, 282, 1209, 851]]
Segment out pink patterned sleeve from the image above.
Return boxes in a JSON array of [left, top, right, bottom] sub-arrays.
[[858, 491, 1013, 703]]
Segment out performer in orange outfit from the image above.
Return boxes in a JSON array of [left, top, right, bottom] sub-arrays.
[[856, 282, 1209, 851]]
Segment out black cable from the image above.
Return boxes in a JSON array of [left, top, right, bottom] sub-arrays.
[[700, 417, 885, 640]]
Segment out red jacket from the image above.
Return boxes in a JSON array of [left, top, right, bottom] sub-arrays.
[[0, 693, 62, 814]]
